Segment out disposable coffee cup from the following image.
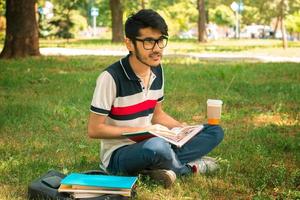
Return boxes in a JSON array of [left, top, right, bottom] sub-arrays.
[[207, 99, 223, 125]]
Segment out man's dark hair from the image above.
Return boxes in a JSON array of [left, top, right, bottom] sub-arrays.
[[125, 9, 168, 40]]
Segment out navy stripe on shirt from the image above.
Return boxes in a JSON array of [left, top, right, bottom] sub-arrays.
[[90, 105, 110, 115]]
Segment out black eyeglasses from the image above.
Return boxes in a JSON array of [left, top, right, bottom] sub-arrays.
[[134, 36, 168, 50]]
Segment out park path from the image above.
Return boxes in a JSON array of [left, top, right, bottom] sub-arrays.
[[40, 47, 300, 63]]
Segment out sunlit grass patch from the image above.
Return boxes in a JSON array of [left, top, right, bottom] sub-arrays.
[[252, 112, 299, 127], [0, 185, 25, 200]]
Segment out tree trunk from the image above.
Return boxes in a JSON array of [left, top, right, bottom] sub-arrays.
[[109, 0, 123, 43], [0, 0, 40, 59], [197, 0, 207, 42], [279, 0, 288, 49], [281, 16, 288, 49], [141, 0, 146, 9], [272, 16, 280, 39]]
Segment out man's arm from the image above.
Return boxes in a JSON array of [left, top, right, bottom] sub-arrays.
[[88, 112, 145, 139], [151, 102, 183, 129]]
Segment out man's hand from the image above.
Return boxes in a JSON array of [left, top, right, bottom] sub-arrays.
[[146, 124, 195, 141], [146, 124, 180, 140], [146, 124, 171, 132]]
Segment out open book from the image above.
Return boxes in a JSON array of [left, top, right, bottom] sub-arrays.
[[122, 125, 204, 147]]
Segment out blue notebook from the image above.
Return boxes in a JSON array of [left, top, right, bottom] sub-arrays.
[[60, 173, 138, 189]]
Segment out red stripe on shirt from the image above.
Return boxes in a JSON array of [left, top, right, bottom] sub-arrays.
[[111, 100, 157, 116], [127, 134, 156, 142]]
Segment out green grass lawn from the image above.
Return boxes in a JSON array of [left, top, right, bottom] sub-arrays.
[[0, 56, 299, 199]]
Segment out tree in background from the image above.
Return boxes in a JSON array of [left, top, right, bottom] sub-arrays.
[[287, 0, 300, 40], [94, 0, 111, 27], [109, 0, 123, 42], [197, 0, 207, 42], [75, 0, 111, 28], [286, 11, 300, 40], [40, 0, 88, 39], [38, 1, 56, 38], [207, 0, 233, 9], [279, 0, 289, 49], [148, 0, 180, 11], [37, 0, 90, 39], [234, 0, 293, 48], [1, 0, 299, 55], [0, 0, 4, 14], [0, 0, 40, 58], [290, 0, 300, 15], [157, 1, 197, 37], [141, 0, 147, 9], [49, 0, 79, 39], [254, 0, 290, 48], [241, 6, 260, 25], [209, 5, 235, 27]]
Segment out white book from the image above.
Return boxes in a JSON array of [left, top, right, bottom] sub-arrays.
[[71, 192, 104, 199], [122, 125, 204, 147]]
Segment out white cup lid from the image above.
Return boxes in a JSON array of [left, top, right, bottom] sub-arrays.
[[207, 99, 223, 105]]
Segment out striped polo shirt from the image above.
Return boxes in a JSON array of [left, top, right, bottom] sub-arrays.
[[90, 54, 164, 168]]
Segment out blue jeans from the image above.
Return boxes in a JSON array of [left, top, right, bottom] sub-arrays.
[[107, 125, 224, 176]]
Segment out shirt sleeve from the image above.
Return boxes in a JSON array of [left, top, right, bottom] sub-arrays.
[[90, 71, 116, 115]]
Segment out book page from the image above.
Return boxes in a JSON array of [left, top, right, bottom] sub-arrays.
[[151, 126, 198, 142], [72, 193, 104, 199]]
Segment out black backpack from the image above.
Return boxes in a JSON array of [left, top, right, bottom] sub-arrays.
[[28, 170, 135, 200]]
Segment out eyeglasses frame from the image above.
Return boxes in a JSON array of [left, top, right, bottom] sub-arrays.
[[133, 35, 168, 50]]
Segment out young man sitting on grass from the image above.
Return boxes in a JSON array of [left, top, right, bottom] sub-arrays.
[[87, 9, 224, 188]]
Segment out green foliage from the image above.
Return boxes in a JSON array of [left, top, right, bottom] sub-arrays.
[[94, 0, 111, 27], [34, 0, 300, 39], [75, 0, 140, 29], [241, 6, 260, 25], [149, 0, 182, 9], [38, 0, 88, 39], [158, 1, 198, 36], [123, 0, 140, 14], [244, 0, 289, 24], [0, 0, 5, 16], [251, 1, 279, 24], [209, 5, 235, 26], [211, 0, 298, 26], [286, 11, 300, 33], [38, 13, 57, 38], [69, 10, 88, 37], [72, 0, 93, 26], [50, 0, 77, 39], [0, 0, 292, 42], [50, 17, 74, 39], [290, 0, 300, 14], [207, 0, 232, 9]]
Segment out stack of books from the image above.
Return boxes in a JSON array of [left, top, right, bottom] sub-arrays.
[[58, 173, 138, 199]]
